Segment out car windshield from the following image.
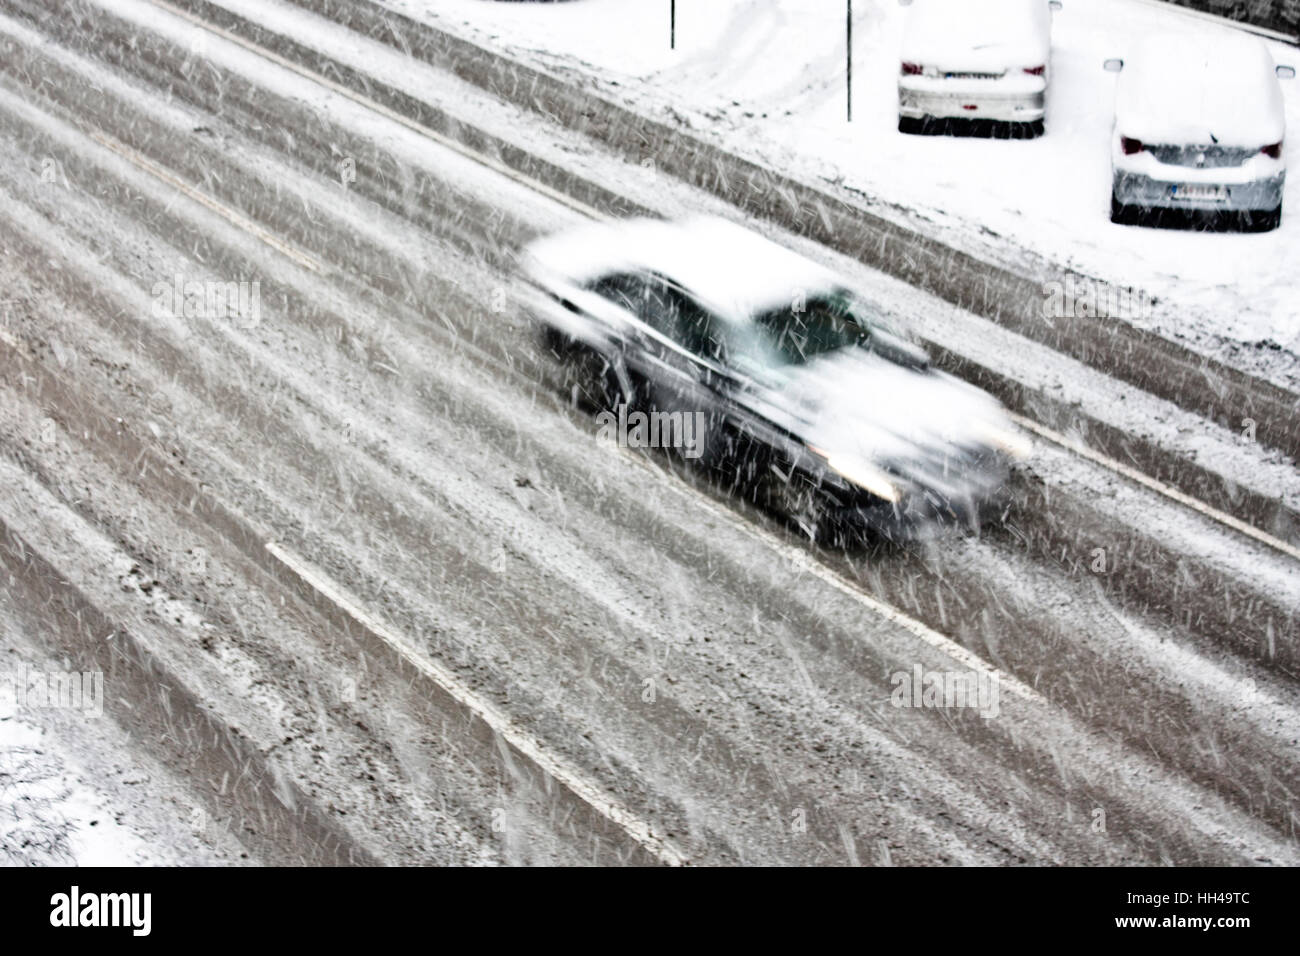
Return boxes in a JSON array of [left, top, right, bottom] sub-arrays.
[[748, 290, 879, 367]]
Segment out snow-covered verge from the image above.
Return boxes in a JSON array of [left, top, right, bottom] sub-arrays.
[[0, 715, 151, 865], [0, 651, 240, 866], [393, 0, 1300, 381]]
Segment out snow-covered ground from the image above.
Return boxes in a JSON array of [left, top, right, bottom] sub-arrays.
[[0, 714, 152, 865], [0, 654, 237, 866], [399, 0, 1300, 357]]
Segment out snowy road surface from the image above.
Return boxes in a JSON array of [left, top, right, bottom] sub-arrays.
[[0, 0, 1296, 865]]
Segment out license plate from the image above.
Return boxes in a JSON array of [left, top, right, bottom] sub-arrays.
[[1171, 183, 1226, 201]]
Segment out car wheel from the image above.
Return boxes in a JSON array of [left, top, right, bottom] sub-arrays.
[[1109, 194, 1132, 225], [761, 463, 829, 543], [898, 115, 925, 135], [562, 346, 631, 413], [538, 323, 572, 359], [1246, 204, 1283, 232]]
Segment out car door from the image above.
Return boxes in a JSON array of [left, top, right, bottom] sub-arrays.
[[578, 271, 660, 397], [669, 290, 811, 480], [631, 276, 711, 411], [585, 273, 747, 462], [583, 272, 648, 351], [649, 280, 762, 466], [584, 270, 710, 411]]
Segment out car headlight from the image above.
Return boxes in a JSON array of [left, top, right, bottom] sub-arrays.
[[973, 421, 1031, 459], [811, 447, 901, 503]]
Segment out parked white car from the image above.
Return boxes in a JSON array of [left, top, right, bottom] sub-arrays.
[[897, 0, 1059, 135], [1106, 32, 1295, 230]]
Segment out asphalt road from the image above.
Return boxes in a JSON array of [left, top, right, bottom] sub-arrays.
[[0, 0, 1296, 865]]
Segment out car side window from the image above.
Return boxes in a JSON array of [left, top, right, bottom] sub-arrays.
[[589, 273, 728, 365], [670, 289, 728, 366], [588, 273, 649, 317], [641, 278, 685, 340]]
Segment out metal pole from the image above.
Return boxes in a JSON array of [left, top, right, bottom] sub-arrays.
[[671, 0, 676, 50], [847, 0, 853, 122]]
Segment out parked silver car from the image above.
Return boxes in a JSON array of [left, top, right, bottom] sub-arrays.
[[1106, 31, 1295, 230], [898, 0, 1060, 136]]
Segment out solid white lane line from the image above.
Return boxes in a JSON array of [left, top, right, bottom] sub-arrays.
[[1010, 412, 1300, 563], [264, 540, 689, 867], [144, 0, 606, 222]]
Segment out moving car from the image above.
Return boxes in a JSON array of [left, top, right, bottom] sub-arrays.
[[897, 0, 1059, 136], [1106, 32, 1295, 230], [521, 217, 1028, 542]]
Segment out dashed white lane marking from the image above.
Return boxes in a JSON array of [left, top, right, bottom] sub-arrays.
[[1010, 412, 1300, 563], [264, 540, 689, 867], [86, 130, 325, 274], [145, 0, 607, 222]]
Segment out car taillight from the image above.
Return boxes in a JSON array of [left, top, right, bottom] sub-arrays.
[[900, 62, 923, 76], [1121, 136, 1144, 155], [1262, 142, 1283, 159], [1023, 65, 1046, 75]]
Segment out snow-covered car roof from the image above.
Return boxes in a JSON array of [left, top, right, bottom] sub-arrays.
[[1115, 31, 1285, 147], [523, 217, 840, 321], [901, 0, 1052, 72]]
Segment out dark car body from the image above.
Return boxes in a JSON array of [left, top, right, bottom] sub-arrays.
[[521, 218, 1025, 541]]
